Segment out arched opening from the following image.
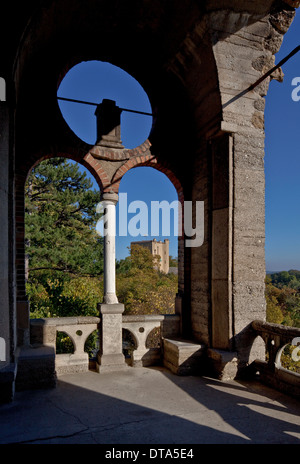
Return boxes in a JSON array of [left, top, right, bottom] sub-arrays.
[[57, 60, 153, 149], [122, 328, 137, 364], [146, 327, 161, 349], [56, 331, 74, 354], [23, 156, 103, 324], [85, 329, 100, 369], [116, 166, 180, 316], [11, 3, 204, 369]]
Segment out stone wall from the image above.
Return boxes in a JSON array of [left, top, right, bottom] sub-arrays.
[[187, 5, 297, 371], [0, 104, 11, 367], [0, 102, 16, 402]]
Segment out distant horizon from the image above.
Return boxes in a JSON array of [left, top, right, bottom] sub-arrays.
[[266, 269, 300, 274]]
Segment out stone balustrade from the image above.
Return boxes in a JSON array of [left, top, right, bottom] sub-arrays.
[[30, 316, 100, 374], [24, 316, 300, 400], [251, 320, 300, 398], [30, 313, 180, 375], [122, 314, 180, 366]]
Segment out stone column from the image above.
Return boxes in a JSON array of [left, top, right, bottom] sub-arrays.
[[208, 133, 238, 380], [97, 192, 127, 372], [102, 193, 119, 305], [210, 133, 233, 351]]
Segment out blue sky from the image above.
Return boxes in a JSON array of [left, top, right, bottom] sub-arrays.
[[264, 10, 300, 271], [58, 10, 300, 268]]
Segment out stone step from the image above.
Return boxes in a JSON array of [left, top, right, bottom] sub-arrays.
[[163, 338, 205, 375], [15, 345, 56, 391]]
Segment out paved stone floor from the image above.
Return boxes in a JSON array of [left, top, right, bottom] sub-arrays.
[[0, 366, 299, 444]]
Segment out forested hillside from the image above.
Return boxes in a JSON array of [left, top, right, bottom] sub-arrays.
[[266, 270, 300, 328]]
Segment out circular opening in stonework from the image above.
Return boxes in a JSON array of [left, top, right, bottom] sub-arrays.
[[57, 61, 153, 149]]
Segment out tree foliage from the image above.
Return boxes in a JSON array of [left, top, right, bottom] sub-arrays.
[[117, 245, 177, 315], [25, 158, 103, 317], [266, 271, 300, 328], [25, 158, 103, 277], [169, 255, 178, 267]]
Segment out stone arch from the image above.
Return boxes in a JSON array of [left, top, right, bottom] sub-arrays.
[[12, 2, 219, 181], [110, 150, 183, 198], [11, 3, 221, 346], [15, 152, 104, 345], [122, 328, 138, 361], [56, 331, 75, 354], [113, 151, 185, 301], [145, 326, 161, 349]]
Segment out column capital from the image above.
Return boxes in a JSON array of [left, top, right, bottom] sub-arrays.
[[100, 192, 119, 204]]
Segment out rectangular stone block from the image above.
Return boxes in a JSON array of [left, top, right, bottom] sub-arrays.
[[15, 345, 56, 391], [56, 353, 89, 375], [163, 338, 205, 375], [211, 279, 233, 350], [212, 208, 232, 280], [97, 303, 127, 373]]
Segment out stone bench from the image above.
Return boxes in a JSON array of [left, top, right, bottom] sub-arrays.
[[163, 338, 205, 375]]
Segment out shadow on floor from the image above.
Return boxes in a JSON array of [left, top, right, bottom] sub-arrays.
[[0, 366, 299, 444]]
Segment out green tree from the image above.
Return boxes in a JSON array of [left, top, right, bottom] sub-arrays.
[[25, 158, 103, 277], [169, 255, 178, 267], [25, 158, 104, 318], [117, 245, 177, 315], [265, 276, 284, 324], [266, 273, 300, 328]]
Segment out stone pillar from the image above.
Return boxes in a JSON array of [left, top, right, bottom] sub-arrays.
[[0, 103, 11, 367], [204, 133, 239, 380], [15, 174, 30, 347], [210, 133, 233, 351], [0, 100, 17, 402], [102, 192, 119, 305], [97, 192, 127, 372]]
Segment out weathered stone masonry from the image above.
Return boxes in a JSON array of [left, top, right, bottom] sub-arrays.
[[0, 0, 298, 401]]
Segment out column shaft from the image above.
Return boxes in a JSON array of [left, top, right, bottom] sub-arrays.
[[97, 192, 127, 372], [102, 197, 118, 304]]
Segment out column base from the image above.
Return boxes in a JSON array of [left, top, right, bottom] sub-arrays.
[[96, 353, 129, 373], [102, 294, 119, 305], [97, 303, 128, 373]]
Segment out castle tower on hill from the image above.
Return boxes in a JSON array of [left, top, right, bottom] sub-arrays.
[[131, 239, 169, 274]]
